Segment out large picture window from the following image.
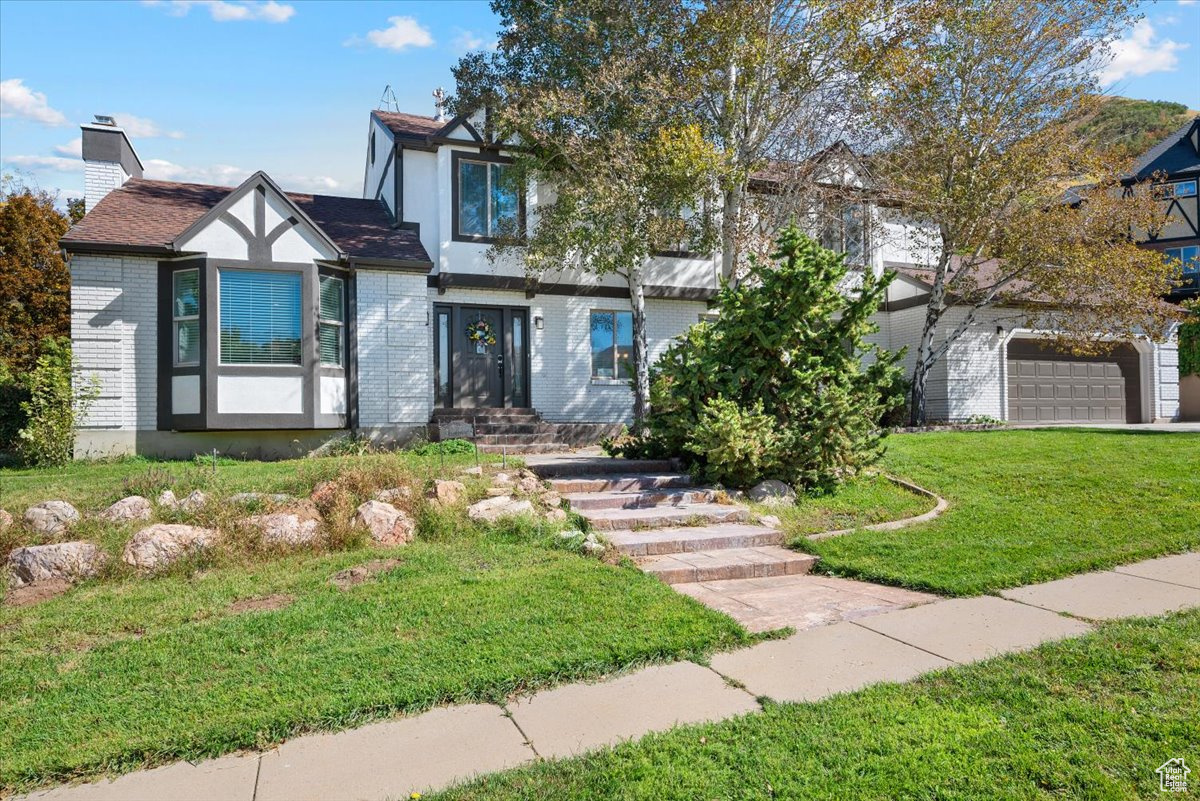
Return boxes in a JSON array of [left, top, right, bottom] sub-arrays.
[[172, 269, 200, 366], [1164, 245, 1200, 276], [318, 275, 344, 367], [457, 157, 519, 240], [219, 270, 302, 365], [590, 310, 633, 380]]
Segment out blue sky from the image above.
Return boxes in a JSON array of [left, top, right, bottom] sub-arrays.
[[2, 0, 1198, 206]]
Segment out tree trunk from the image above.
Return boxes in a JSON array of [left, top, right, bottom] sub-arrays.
[[909, 264, 949, 427], [628, 265, 651, 427], [720, 182, 743, 285]]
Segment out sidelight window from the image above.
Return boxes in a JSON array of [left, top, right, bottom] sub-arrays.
[[318, 275, 345, 367]]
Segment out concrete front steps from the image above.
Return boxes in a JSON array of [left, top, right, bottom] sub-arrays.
[[537, 461, 817, 585]]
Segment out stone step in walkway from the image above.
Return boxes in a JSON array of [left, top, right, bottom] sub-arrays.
[[639, 546, 818, 584], [26, 551, 1199, 801], [607, 522, 785, 556], [563, 488, 716, 511], [548, 473, 694, 494], [582, 502, 752, 532]]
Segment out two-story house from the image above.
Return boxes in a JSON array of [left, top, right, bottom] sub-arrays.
[[60, 105, 1187, 458]]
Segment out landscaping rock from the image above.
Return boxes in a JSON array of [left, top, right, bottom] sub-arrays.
[[485, 487, 508, 498], [98, 495, 153, 523], [516, 475, 541, 495], [242, 503, 321, 547], [0, 509, 12, 532], [582, 532, 606, 556], [493, 472, 513, 487], [329, 558, 403, 590], [310, 480, 340, 506], [122, 524, 219, 570], [157, 489, 178, 508], [544, 508, 568, 523], [432, 479, 466, 505], [759, 514, 782, 529], [374, 487, 411, 503], [7, 541, 107, 588], [461, 466, 484, 477], [179, 490, 208, 512], [24, 501, 80, 535], [748, 480, 796, 505], [351, 500, 415, 546], [539, 490, 562, 508], [467, 495, 535, 522]]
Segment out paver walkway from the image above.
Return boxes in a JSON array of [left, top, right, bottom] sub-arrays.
[[17, 453, 1199, 801]]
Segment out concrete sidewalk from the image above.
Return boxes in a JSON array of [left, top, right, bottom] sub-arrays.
[[20, 551, 1200, 801]]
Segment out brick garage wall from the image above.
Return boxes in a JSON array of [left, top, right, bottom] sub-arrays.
[[430, 287, 709, 423], [70, 252, 158, 448], [355, 270, 433, 427], [1154, 335, 1180, 421]]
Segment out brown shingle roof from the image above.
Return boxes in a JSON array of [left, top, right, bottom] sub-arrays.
[[374, 110, 446, 141], [62, 178, 430, 264]]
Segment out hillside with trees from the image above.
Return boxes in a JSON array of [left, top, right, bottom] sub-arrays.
[[1080, 96, 1198, 160]]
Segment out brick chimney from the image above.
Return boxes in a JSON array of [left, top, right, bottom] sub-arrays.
[[81, 115, 143, 211]]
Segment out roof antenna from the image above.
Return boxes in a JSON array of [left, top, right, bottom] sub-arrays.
[[377, 85, 399, 113], [433, 87, 448, 122]]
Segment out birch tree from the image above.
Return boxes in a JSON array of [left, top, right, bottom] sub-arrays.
[[872, 0, 1179, 425], [452, 0, 720, 424]]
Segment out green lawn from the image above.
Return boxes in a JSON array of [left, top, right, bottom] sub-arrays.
[[0, 451, 921, 792], [799, 429, 1200, 595], [436, 610, 1200, 800], [757, 472, 931, 535]]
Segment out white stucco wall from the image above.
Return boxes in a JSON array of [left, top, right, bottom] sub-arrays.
[[70, 253, 159, 438]]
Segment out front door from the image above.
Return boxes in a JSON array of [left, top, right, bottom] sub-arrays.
[[456, 307, 504, 407], [435, 305, 530, 409]]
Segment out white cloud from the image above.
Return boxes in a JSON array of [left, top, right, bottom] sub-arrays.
[[53, 137, 83, 157], [1098, 19, 1188, 85], [452, 29, 497, 54], [347, 16, 434, 51], [143, 158, 339, 193], [2, 154, 80, 172], [1177, 1, 1196, 6], [142, 1, 294, 23], [0, 78, 67, 126], [111, 112, 185, 139]]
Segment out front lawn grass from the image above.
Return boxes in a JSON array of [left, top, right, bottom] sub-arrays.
[[0, 539, 747, 791], [798, 429, 1200, 595], [436, 609, 1200, 800], [761, 473, 931, 536]]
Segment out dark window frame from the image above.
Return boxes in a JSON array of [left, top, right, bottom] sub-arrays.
[[217, 266, 305, 367], [450, 149, 526, 244], [590, 309, 634, 381], [172, 268, 201, 367], [318, 273, 346, 367]]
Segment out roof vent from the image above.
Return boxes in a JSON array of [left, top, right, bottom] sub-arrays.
[[92, 114, 117, 127]]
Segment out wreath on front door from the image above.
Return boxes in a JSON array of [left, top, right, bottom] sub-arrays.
[[466, 318, 498, 347]]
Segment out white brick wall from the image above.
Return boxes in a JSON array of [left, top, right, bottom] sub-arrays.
[[70, 253, 158, 431], [356, 270, 433, 426], [83, 161, 129, 211], [404, 287, 708, 423]]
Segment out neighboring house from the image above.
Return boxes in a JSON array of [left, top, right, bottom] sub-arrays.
[[62, 106, 1188, 459]]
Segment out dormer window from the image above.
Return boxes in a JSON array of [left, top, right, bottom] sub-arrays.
[[452, 152, 522, 242]]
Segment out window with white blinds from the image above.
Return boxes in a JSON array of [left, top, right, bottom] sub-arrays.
[[319, 275, 344, 367], [219, 270, 302, 365]]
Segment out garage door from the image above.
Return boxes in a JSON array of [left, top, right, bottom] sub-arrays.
[[1007, 341, 1141, 423]]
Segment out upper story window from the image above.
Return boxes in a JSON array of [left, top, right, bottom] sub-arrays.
[[454, 153, 520, 242], [172, 269, 200, 366], [219, 269, 302, 365], [819, 204, 869, 266], [1164, 245, 1200, 276], [1155, 180, 1198, 199], [590, 310, 633, 380]]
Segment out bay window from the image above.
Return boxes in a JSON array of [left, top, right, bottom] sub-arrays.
[[172, 269, 200, 366], [591, 310, 634, 380], [1164, 245, 1200, 276], [219, 269, 302, 365], [319, 275, 345, 367]]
